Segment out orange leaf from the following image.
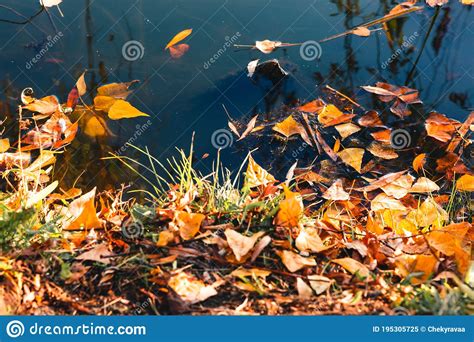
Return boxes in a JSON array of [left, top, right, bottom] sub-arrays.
[[412, 153, 426, 173], [64, 187, 102, 230], [274, 185, 303, 228], [169, 43, 189, 59], [337, 148, 364, 173], [108, 100, 149, 120], [298, 99, 325, 113], [175, 211, 205, 240], [165, 29, 193, 50], [395, 254, 438, 284], [456, 174, 474, 192], [332, 257, 370, 278]]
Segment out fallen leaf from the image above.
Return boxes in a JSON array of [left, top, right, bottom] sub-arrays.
[[367, 141, 398, 160], [237, 115, 258, 141], [76, 71, 87, 96], [273, 115, 311, 145], [371, 193, 407, 212], [296, 278, 313, 298], [337, 148, 364, 173], [277, 250, 316, 272], [395, 254, 438, 284], [295, 227, 329, 253], [332, 257, 370, 278], [175, 211, 205, 240], [307, 275, 332, 294], [413, 153, 427, 173], [244, 155, 276, 188], [409, 177, 440, 193], [97, 80, 139, 99], [335, 123, 360, 139], [456, 174, 474, 192], [298, 99, 325, 113], [165, 29, 192, 50], [380, 173, 414, 199], [425, 112, 460, 143], [352, 26, 371, 37], [358, 110, 384, 127], [255, 40, 282, 54], [76, 243, 114, 264], [64, 187, 102, 230], [247, 59, 259, 77], [169, 43, 190, 59], [23, 95, 60, 115], [322, 179, 350, 201], [168, 271, 218, 304], [274, 185, 303, 228], [108, 100, 149, 120], [224, 230, 265, 262], [0, 139, 9, 153]]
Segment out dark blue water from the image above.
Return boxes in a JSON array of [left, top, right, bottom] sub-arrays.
[[0, 1, 472, 189]]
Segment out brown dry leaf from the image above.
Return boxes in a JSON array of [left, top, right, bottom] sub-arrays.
[[175, 211, 205, 240], [371, 193, 407, 212], [367, 142, 398, 160], [296, 278, 313, 298], [108, 100, 149, 120], [335, 123, 360, 139], [409, 177, 440, 193], [64, 187, 102, 230], [0, 139, 9, 153], [169, 43, 190, 59], [380, 173, 414, 199], [322, 179, 350, 201], [358, 110, 384, 127], [168, 271, 218, 304], [165, 29, 193, 49], [231, 267, 271, 279], [425, 112, 460, 143], [277, 250, 316, 272], [337, 148, 364, 173], [76, 71, 87, 96], [224, 230, 265, 262], [413, 153, 427, 173], [298, 99, 325, 113], [251, 235, 272, 262], [255, 40, 282, 54], [97, 81, 138, 99], [366, 212, 384, 235], [274, 185, 304, 228], [295, 227, 329, 253], [352, 26, 371, 37], [76, 243, 114, 264], [395, 254, 438, 284], [332, 258, 370, 278], [307, 275, 332, 294], [456, 174, 474, 192], [237, 115, 258, 141], [244, 155, 276, 188], [23, 95, 60, 114]]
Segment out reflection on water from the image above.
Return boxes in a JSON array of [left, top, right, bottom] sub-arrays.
[[0, 0, 472, 190]]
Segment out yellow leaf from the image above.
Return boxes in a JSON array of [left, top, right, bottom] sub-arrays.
[[371, 193, 407, 212], [165, 29, 193, 50], [84, 116, 107, 137], [175, 211, 205, 240], [337, 148, 364, 173], [456, 174, 474, 192], [274, 185, 303, 228], [406, 197, 448, 228], [244, 155, 276, 188], [335, 122, 360, 139], [224, 229, 265, 262], [25, 181, 58, 208], [0, 138, 10, 153], [412, 153, 426, 173], [380, 173, 414, 199], [108, 100, 149, 120], [276, 250, 316, 272], [317, 104, 343, 125], [332, 257, 370, 278], [157, 230, 175, 247], [273, 115, 302, 138], [94, 95, 117, 112]]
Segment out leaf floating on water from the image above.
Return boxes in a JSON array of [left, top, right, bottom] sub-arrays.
[[351, 26, 371, 37], [108, 100, 149, 120], [298, 99, 325, 113], [426, 0, 449, 7], [169, 43, 190, 59], [425, 112, 460, 143], [23, 95, 60, 115], [255, 40, 282, 54], [97, 81, 139, 99], [165, 29, 192, 50], [237, 115, 258, 141], [337, 148, 364, 173], [335, 122, 360, 139], [247, 59, 259, 77], [273, 115, 311, 145], [76, 71, 87, 96]]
